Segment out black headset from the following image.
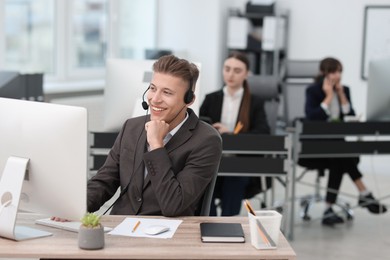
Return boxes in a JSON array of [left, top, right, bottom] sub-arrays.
[[142, 79, 194, 110]]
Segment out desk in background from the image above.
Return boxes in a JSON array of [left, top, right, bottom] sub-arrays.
[[218, 134, 294, 241], [292, 121, 390, 220], [0, 213, 296, 260], [294, 121, 390, 158]]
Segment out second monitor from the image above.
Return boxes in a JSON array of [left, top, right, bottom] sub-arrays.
[[366, 58, 390, 121], [103, 58, 201, 132]]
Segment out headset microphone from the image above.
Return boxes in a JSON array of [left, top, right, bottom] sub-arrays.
[[167, 105, 187, 125], [141, 87, 150, 110]]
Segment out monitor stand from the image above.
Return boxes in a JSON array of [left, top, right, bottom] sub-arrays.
[[0, 156, 52, 241]]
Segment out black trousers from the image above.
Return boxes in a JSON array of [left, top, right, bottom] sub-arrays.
[[210, 176, 250, 216], [299, 157, 363, 204]]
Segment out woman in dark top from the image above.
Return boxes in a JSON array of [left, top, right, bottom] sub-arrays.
[[200, 51, 270, 216], [303, 57, 387, 226]]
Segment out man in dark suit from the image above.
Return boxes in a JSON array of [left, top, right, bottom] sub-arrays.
[[87, 55, 222, 216]]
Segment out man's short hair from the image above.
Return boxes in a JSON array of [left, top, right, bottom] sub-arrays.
[[153, 55, 199, 91]]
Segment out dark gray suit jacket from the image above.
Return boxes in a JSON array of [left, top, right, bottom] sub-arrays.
[[87, 109, 222, 216]]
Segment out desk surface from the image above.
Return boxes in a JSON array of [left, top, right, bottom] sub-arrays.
[[298, 121, 390, 137], [0, 213, 296, 260]]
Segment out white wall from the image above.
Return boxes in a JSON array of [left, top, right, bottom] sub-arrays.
[[278, 0, 390, 117], [231, 0, 390, 116], [159, 0, 390, 116], [156, 0, 234, 103]]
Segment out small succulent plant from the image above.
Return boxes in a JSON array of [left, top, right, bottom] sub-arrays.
[[81, 212, 101, 228]]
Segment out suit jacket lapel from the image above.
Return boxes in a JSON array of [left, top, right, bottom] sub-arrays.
[[142, 109, 197, 190], [165, 110, 196, 153], [133, 131, 147, 195], [213, 90, 224, 123]]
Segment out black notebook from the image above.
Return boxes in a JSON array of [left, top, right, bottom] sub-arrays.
[[200, 223, 245, 243]]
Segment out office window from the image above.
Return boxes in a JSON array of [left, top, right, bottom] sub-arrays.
[[1, 0, 157, 90], [118, 0, 157, 59], [4, 0, 55, 74], [70, 0, 107, 69]]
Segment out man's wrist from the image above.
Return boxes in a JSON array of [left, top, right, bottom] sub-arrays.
[[149, 143, 163, 150]]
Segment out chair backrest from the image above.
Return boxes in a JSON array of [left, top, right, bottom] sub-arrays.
[[282, 60, 319, 126], [195, 162, 219, 216], [283, 60, 320, 79], [247, 75, 280, 135]]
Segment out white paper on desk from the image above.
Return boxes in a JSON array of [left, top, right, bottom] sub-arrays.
[[108, 217, 182, 239]]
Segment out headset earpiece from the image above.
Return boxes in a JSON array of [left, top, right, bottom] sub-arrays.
[[184, 78, 194, 104], [184, 90, 194, 104]]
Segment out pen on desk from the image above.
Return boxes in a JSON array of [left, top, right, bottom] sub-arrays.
[[132, 220, 141, 233], [233, 121, 244, 135]]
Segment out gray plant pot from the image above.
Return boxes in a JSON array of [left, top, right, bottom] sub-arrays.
[[78, 225, 105, 250]]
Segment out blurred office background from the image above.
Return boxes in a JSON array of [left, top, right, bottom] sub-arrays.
[[1, 0, 389, 115], [1, 0, 390, 259]]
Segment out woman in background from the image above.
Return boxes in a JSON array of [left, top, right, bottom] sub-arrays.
[[304, 57, 387, 226], [200, 51, 269, 216]]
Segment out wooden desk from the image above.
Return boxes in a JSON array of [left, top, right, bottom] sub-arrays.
[[0, 213, 296, 260]]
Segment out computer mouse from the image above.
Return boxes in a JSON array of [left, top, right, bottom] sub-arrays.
[[143, 225, 170, 235]]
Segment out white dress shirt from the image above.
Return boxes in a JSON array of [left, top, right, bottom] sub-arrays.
[[220, 86, 244, 132], [320, 90, 351, 121]]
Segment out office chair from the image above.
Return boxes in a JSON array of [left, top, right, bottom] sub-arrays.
[[282, 60, 353, 221], [195, 162, 219, 216], [247, 75, 279, 135], [296, 158, 353, 221], [281, 60, 319, 127], [246, 75, 279, 208]]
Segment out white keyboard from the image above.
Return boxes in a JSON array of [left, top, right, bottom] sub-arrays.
[[35, 218, 112, 233]]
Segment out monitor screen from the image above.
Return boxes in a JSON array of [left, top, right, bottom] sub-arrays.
[[145, 49, 172, 59], [0, 72, 44, 101], [103, 58, 201, 132], [0, 98, 87, 221], [0, 71, 26, 99], [366, 58, 390, 121]]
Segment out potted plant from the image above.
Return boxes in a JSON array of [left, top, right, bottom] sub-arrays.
[[78, 212, 104, 250]]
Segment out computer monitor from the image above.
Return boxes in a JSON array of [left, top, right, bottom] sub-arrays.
[[366, 58, 390, 121], [0, 71, 26, 99], [103, 58, 201, 132], [0, 71, 44, 101], [0, 98, 87, 240], [145, 49, 172, 59]]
